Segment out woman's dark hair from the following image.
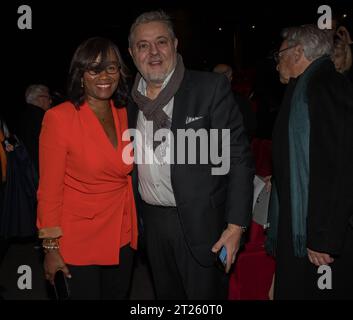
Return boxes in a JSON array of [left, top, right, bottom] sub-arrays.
[[67, 37, 130, 108]]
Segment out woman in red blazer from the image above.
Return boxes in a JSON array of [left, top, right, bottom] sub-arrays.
[[37, 37, 138, 299]]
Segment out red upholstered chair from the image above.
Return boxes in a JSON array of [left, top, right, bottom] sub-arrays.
[[250, 138, 273, 178], [228, 221, 275, 300]]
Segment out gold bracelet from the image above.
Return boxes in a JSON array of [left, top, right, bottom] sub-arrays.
[[42, 238, 60, 250]]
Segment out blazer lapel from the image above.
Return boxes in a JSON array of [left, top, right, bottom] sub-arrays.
[[79, 102, 120, 168]]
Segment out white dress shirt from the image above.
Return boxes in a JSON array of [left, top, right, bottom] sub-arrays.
[[136, 71, 176, 206]]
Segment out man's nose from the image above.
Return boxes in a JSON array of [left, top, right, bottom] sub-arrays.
[[149, 43, 158, 55]]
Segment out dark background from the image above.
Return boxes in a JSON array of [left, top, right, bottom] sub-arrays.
[[2, 0, 352, 131]]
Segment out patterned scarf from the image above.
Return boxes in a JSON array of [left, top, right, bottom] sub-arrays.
[[131, 53, 185, 133]]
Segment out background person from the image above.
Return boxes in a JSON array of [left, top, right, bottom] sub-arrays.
[[267, 24, 353, 300]]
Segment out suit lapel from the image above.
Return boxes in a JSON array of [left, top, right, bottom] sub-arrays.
[[126, 99, 140, 195], [171, 70, 191, 180], [171, 70, 191, 133]]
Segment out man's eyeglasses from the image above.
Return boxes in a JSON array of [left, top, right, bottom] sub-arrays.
[[273, 46, 296, 63], [85, 61, 121, 76]]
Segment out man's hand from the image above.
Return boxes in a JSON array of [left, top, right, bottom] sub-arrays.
[[5, 143, 14, 152], [262, 175, 272, 193], [211, 224, 244, 273], [307, 248, 334, 267]]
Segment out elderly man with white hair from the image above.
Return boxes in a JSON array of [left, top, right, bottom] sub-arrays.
[[18, 84, 51, 173], [25, 84, 52, 111], [266, 24, 353, 300]]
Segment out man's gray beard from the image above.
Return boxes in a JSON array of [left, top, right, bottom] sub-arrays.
[[145, 72, 168, 84]]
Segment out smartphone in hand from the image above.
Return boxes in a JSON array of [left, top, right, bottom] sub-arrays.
[[215, 236, 246, 272], [216, 246, 227, 271], [53, 270, 70, 300]]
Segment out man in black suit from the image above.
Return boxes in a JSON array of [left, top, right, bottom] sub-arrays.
[[127, 11, 254, 299], [18, 84, 51, 173], [267, 24, 353, 299]]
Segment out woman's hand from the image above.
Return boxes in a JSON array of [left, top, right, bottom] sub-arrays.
[[44, 250, 71, 285]]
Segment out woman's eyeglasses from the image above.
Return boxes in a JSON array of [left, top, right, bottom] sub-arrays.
[[85, 61, 121, 76]]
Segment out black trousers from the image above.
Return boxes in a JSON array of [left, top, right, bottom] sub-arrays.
[[141, 202, 228, 300], [66, 245, 134, 300], [0, 237, 9, 265], [0, 185, 7, 265], [275, 224, 353, 300]]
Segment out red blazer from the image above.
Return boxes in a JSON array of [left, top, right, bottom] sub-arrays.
[[37, 101, 138, 265]]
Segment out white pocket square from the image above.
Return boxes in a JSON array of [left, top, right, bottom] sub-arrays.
[[185, 116, 204, 125]]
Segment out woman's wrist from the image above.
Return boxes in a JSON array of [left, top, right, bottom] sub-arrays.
[[42, 238, 60, 253]]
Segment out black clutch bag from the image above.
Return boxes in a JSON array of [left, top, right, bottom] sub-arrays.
[[53, 270, 71, 300]]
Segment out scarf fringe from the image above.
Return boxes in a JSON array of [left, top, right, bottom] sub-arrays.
[[293, 235, 307, 257]]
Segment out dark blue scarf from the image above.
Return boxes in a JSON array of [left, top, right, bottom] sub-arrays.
[[266, 56, 330, 257]]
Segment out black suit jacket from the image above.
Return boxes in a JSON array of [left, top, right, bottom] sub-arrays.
[[17, 103, 46, 174], [305, 61, 353, 255], [128, 70, 255, 266]]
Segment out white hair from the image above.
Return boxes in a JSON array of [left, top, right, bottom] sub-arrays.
[[25, 84, 49, 105], [282, 24, 333, 61]]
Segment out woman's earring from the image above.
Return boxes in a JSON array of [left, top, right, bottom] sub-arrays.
[[81, 78, 84, 88]]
